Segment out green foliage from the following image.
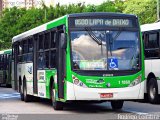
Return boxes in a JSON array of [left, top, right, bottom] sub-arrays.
[[0, 0, 157, 49], [95, 1, 117, 12], [0, 7, 26, 49], [123, 0, 157, 24]]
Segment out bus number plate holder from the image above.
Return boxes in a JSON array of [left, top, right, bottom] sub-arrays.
[[100, 93, 113, 98]]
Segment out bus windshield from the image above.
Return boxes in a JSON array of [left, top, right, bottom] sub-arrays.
[[71, 30, 140, 71]]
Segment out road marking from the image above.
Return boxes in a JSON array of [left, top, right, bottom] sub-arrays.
[[0, 93, 20, 99]]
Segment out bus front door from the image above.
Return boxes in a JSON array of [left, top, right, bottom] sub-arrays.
[[57, 29, 66, 99]]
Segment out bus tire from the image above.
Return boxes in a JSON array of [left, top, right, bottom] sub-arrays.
[[147, 78, 159, 104], [111, 100, 124, 110], [20, 81, 24, 101], [23, 79, 31, 102], [51, 82, 63, 110]]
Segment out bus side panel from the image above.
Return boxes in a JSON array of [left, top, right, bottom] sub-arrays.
[[11, 61, 15, 89], [37, 70, 46, 98], [145, 60, 152, 93], [145, 59, 160, 95], [8, 55, 12, 86], [151, 59, 160, 95], [158, 80, 160, 94], [66, 81, 76, 100], [0, 70, 3, 84], [24, 63, 34, 95]]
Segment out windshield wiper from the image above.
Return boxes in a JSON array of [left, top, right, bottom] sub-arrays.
[[85, 27, 104, 56], [85, 27, 102, 45], [109, 30, 122, 56]]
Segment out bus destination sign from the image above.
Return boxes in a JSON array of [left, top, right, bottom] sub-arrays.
[[73, 18, 133, 27]]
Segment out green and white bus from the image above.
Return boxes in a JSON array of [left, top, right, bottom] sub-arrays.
[[12, 13, 144, 110], [0, 49, 12, 87], [141, 22, 160, 104]]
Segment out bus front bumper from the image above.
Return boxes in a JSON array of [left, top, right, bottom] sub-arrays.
[[66, 81, 144, 100]]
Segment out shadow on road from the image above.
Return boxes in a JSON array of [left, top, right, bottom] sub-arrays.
[[38, 98, 126, 114]]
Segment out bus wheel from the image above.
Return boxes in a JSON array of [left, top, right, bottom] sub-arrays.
[[20, 82, 24, 101], [23, 80, 31, 102], [111, 100, 124, 110], [147, 78, 159, 104], [51, 82, 63, 110]]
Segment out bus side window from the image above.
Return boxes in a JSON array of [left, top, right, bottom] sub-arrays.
[[38, 52, 44, 69], [22, 40, 28, 62], [50, 30, 56, 69], [28, 38, 33, 52], [39, 34, 44, 51], [51, 31, 56, 48], [50, 50, 56, 68], [144, 33, 149, 49], [145, 32, 160, 58], [27, 38, 33, 62], [148, 33, 159, 48], [0, 55, 1, 70], [44, 51, 49, 68], [44, 32, 50, 50], [18, 42, 23, 63], [44, 32, 50, 69], [12, 45, 14, 60], [38, 34, 44, 69]]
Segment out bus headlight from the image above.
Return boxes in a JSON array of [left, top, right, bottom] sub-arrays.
[[129, 76, 141, 87], [72, 76, 88, 88]]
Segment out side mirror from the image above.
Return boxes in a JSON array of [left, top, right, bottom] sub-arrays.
[[60, 33, 67, 49]]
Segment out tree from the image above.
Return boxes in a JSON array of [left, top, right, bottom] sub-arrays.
[[95, 1, 117, 12], [123, 0, 157, 24], [0, 0, 156, 50], [0, 7, 26, 49]]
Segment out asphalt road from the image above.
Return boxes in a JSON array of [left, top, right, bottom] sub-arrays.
[[0, 87, 160, 120]]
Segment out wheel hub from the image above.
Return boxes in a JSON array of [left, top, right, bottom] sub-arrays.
[[150, 86, 156, 99]]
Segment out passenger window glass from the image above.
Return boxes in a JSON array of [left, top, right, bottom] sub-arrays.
[[23, 54, 27, 62], [44, 51, 49, 68], [144, 33, 160, 59], [39, 35, 44, 51], [38, 52, 44, 69], [23, 40, 28, 54], [51, 31, 56, 48], [44, 33, 50, 49], [28, 38, 33, 52], [50, 50, 56, 68], [18, 43, 22, 55], [27, 53, 33, 62], [148, 33, 158, 48]]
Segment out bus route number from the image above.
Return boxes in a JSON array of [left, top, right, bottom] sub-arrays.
[[118, 80, 130, 85]]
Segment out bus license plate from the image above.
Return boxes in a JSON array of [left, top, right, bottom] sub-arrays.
[[100, 93, 113, 98]]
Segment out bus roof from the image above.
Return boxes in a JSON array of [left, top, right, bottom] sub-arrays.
[[0, 51, 4, 55], [0, 49, 12, 55], [0, 49, 12, 54], [12, 15, 67, 43], [68, 12, 136, 18], [12, 12, 137, 43], [4, 49, 12, 54], [141, 22, 160, 32]]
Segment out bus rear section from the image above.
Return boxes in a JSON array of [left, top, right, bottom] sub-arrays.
[[0, 49, 12, 87], [141, 22, 160, 104]]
